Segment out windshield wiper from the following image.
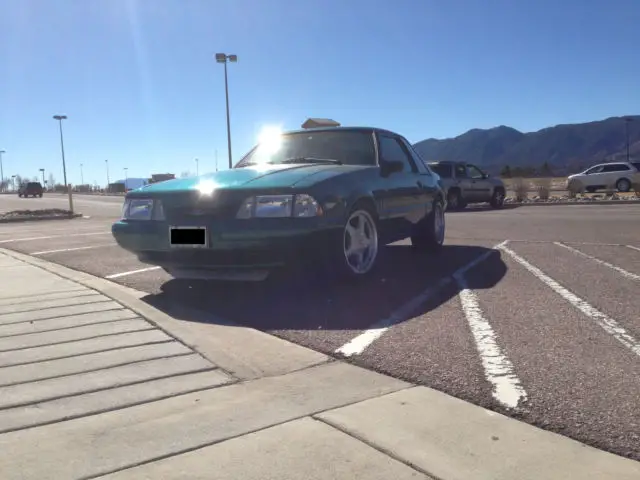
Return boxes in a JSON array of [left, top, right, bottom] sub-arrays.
[[281, 157, 342, 165]]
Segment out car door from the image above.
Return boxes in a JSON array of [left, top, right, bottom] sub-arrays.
[[402, 138, 438, 208], [466, 164, 493, 201], [376, 133, 428, 242], [582, 164, 604, 188]]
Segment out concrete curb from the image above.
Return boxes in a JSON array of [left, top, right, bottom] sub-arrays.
[[0, 247, 329, 381], [506, 199, 640, 207], [0, 213, 83, 223]]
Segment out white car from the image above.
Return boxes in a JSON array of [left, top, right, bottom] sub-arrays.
[[567, 161, 640, 193]]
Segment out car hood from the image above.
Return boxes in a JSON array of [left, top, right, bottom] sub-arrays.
[[128, 163, 356, 196]]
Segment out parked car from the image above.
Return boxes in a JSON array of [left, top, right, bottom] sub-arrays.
[[112, 126, 447, 281], [18, 182, 44, 198], [428, 161, 506, 210], [567, 161, 640, 193]]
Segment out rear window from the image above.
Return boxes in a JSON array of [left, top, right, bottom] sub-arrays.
[[27, 182, 42, 188], [429, 164, 453, 178]]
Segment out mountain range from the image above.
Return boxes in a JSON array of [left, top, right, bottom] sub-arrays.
[[412, 115, 640, 175]]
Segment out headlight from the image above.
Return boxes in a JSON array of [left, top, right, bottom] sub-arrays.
[[236, 194, 322, 219], [121, 198, 165, 220]]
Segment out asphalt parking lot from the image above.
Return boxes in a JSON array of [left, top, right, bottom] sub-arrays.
[[1, 193, 639, 461]]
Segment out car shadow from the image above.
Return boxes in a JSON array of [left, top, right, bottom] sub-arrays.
[[140, 244, 507, 334]]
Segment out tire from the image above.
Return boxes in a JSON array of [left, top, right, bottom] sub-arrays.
[[326, 203, 380, 281], [490, 188, 505, 208], [411, 198, 445, 251], [616, 178, 631, 193], [39, 193, 43, 198], [568, 180, 583, 194], [447, 189, 466, 211]]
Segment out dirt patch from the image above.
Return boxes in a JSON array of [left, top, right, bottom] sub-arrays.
[[0, 209, 81, 223]]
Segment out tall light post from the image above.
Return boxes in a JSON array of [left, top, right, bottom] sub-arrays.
[[0, 149, 5, 193], [124, 168, 128, 191], [105, 159, 110, 191], [195, 158, 199, 176], [215, 53, 237, 169], [215, 149, 218, 172], [39, 168, 45, 188], [53, 115, 68, 189], [624, 117, 633, 162], [80, 163, 84, 185]]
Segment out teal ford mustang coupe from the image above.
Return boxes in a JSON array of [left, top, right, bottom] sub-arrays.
[[112, 126, 446, 281]]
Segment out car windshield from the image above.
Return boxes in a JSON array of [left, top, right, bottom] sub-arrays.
[[429, 164, 453, 178], [234, 130, 376, 168]]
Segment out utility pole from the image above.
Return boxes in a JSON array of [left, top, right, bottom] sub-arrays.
[[0, 150, 5, 193], [215, 53, 238, 169]]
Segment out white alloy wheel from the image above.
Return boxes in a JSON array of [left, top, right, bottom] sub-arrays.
[[343, 209, 379, 275]]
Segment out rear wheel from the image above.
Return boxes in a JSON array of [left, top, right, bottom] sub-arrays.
[[411, 199, 445, 251], [447, 189, 466, 211], [616, 178, 631, 192]]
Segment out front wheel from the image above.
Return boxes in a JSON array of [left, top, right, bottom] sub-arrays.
[[325, 205, 380, 281], [411, 199, 445, 251], [490, 188, 505, 208]]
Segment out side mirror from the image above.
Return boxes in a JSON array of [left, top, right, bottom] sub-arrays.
[[380, 160, 404, 176]]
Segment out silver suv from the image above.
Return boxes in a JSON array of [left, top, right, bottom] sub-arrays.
[[567, 161, 640, 193], [429, 161, 506, 210]]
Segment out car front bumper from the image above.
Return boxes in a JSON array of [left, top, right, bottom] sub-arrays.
[[111, 218, 339, 272]]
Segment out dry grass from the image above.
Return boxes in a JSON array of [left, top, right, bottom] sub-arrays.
[[536, 177, 551, 200], [511, 177, 529, 202], [503, 177, 567, 191]]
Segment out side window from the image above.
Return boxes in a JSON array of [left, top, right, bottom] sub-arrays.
[[401, 139, 431, 175], [467, 165, 485, 179], [601, 164, 630, 172], [455, 164, 468, 178], [378, 135, 417, 173], [585, 165, 603, 174]]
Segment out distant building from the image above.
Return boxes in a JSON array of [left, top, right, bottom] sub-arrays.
[[149, 173, 176, 184], [301, 118, 341, 129]]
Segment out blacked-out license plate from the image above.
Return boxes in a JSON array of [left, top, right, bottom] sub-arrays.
[[169, 226, 207, 248]]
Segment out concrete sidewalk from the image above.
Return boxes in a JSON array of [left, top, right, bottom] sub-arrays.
[[0, 248, 638, 480]]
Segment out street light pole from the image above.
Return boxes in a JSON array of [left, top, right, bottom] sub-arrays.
[[0, 150, 5, 193], [215, 53, 238, 169], [39, 168, 45, 187], [195, 158, 199, 176], [80, 163, 84, 185], [105, 159, 110, 191], [124, 167, 128, 190], [53, 115, 68, 189], [624, 117, 633, 162], [215, 149, 218, 172]]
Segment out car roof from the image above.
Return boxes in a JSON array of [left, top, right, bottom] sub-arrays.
[[428, 160, 465, 165], [283, 126, 402, 138]]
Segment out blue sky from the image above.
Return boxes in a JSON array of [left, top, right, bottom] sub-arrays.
[[1, 0, 638, 187]]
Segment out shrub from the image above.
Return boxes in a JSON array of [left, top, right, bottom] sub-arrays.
[[512, 177, 528, 202], [536, 177, 551, 200]]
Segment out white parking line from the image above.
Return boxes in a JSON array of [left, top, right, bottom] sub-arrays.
[[555, 242, 640, 281], [499, 243, 640, 357], [455, 272, 527, 409], [32, 244, 117, 255], [626, 245, 640, 253], [335, 241, 506, 357], [105, 267, 161, 279], [0, 232, 110, 244]]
